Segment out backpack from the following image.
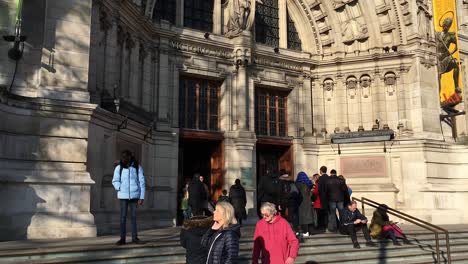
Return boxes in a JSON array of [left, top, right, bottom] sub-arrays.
[[282, 181, 302, 205]]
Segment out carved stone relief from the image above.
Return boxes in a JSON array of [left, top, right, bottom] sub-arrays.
[[360, 74, 371, 98], [334, 0, 368, 45], [384, 72, 396, 96], [333, 0, 358, 10], [323, 78, 334, 101], [417, 0, 433, 40], [346, 76, 357, 99]]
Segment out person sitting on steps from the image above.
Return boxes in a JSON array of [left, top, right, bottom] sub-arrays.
[[342, 201, 377, 249], [370, 204, 411, 246]]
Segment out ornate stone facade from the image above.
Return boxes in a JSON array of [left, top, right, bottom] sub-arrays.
[[1, 0, 468, 240]]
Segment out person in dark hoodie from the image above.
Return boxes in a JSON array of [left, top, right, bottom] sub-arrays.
[[188, 173, 208, 216], [229, 179, 247, 226], [257, 169, 282, 217], [180, 216, 214, 264], [278, 171, 302, 234], [316, 166, 329, 231], [326, 169, 348, 233], [201, 201, 240, 264]]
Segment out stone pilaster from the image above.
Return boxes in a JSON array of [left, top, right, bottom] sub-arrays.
[[0, 0, 97, 240]]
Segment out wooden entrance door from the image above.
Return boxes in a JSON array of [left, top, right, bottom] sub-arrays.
[[210, 143, 224, 202]]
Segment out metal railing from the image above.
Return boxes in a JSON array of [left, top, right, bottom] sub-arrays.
[[352, 197, 451, 264]]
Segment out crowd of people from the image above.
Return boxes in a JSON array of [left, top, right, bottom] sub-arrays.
[[111, 152, 408, 263]]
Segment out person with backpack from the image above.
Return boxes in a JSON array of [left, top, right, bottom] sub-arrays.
[[278, 170, 302, 234], [112, 150, 145, 245]]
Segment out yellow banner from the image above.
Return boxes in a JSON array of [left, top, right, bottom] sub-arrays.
[[433, 0, 463, 110]]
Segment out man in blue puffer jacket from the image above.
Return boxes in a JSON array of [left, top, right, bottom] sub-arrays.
[[112, 150, 145, 245]]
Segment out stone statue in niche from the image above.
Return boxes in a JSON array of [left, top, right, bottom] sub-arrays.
[[342, 18, 368, 43], [226, 0, 263, 38]]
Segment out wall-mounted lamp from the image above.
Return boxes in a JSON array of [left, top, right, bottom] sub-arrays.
[[3, 0, 26, 61]]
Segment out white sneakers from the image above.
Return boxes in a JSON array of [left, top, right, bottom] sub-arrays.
[[303, 232, 310, 237]]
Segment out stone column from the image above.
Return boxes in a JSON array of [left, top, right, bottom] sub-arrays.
[[105, 18, 119, 95], [142, 45, 152, 112], [278, 0, 287, 49], [129, 38, 140, 105], [213, 0, 222, 34], [225, 32, 258, 222], [157, 39, 170, 130]]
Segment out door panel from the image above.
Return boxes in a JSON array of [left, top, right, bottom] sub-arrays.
[[210, 142, 224, 202]]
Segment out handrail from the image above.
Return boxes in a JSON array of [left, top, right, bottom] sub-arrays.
[[352, 197, 451, 264]]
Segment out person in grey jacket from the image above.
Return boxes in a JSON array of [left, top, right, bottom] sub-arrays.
[[112, 150, 145, 245]]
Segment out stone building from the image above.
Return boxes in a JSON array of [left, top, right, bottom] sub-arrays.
[[1, 0, 468, 240]]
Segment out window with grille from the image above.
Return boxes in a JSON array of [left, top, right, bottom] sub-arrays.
[[255, 0, 279, 47], [184, 0, 214, 32], [287, 11, 301, 51], [255, 89, 288, 137], [179, 77, 220, 131], [152, 0, 176, 24]]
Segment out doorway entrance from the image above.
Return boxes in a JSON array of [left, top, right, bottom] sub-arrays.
[[177, 130, 224, 224], [256, 139, 293, 182], [256, 138, 293, 216]]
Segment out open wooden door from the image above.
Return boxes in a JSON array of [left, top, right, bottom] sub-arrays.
[[210, 142, 224, 202], [279, 145, 293, 180]]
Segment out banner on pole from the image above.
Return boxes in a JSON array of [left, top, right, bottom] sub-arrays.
[[432, 0, 463, 113]]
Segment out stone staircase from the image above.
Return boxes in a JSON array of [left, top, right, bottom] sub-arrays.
[[0, 225, 467, 264]]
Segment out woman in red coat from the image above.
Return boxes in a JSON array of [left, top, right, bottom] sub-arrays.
[[253, 202, 299, 264], [311, 173, 322, 229]]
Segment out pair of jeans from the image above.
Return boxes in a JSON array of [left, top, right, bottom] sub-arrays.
[[347, 223, 372, 243], [328, 201, 344, 232], [120, 199, 138, 240]]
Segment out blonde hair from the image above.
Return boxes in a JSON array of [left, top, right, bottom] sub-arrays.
[[216, 202, 238, 228]]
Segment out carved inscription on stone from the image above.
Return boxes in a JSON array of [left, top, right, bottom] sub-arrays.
[[170, 41, 233, 59], [340, 156, 387, 177]]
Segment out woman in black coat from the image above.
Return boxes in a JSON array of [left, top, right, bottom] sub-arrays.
[[201, 202, 240, 264], [229, 179, 247, 225], [180, 216, 214, 264]]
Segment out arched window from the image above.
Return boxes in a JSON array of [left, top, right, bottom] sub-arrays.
[[184, 0, 214, 32], [255, 0, 279, 47], [287, 11, 301, 51], [152, 0, 176, 24]]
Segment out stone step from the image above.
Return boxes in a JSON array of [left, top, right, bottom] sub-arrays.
[[0, 227, 466, 264], [3, 238, 467, 264], [1, 231, 465, 262]]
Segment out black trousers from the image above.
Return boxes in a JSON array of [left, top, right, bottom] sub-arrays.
[[317, 208, 328, 230], [347, 223, 372, 243]]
